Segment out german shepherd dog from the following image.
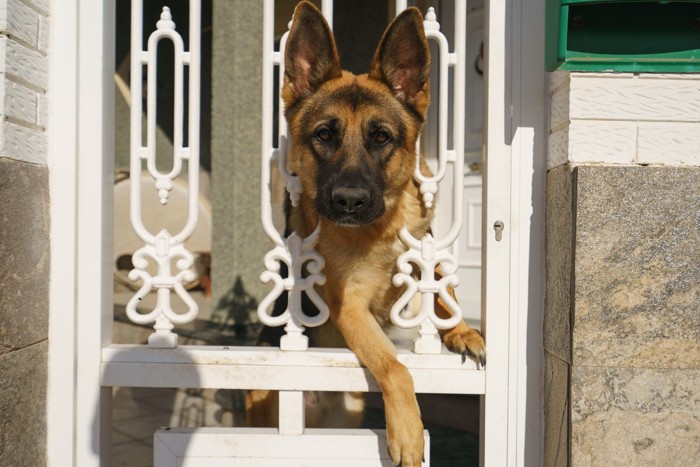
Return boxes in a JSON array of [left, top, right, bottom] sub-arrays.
[[248, 3, 486, 466]]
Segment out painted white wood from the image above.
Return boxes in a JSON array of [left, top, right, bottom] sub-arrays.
[[321, 0, 333, 27], [394, 0, 407, 15], [278, 391, 305, 435], [153, 428, 430, 467], [43, 1, 549, 465], [74, 0, 115, 465], [465, 8, 485, 162], [433, 4, 486, 323], [496, 1, 547, 465], [47, 0, 79, 464], [457, 175, 483, 317], [259, 0, 329, 351], [126, 0, 203, 347], [101, 344, 485, 394], [102, 344, 482, 369], [514, 1, 546, 463], [48, 0, 115, 465], [482, 0, 514, 463], [390, 4, 472, 353]]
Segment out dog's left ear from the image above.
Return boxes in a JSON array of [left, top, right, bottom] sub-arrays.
[[368, 8, 430, 117], [284, 1, 342, 105]]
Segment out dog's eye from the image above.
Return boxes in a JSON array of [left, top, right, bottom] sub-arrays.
[[316, 128, 332, 142], [374, 131, 391, 145]]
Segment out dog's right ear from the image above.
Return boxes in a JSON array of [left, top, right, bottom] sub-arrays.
[[283, 1, 342, 105]]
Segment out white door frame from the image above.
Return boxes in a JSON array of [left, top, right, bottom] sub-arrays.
[[482, 0, 546, 465], [47, 0, 115, 465], [46, 0, 546, 465]]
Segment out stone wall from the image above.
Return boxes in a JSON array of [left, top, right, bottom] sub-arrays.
[[544, 72, 700, 466], [0, 0, 50, 465]]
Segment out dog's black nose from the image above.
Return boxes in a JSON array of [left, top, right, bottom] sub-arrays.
[[332, 186, 370, 213]]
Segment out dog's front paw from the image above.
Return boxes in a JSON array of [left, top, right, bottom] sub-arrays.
[[444, 327, 486, 367], [386, 419, 425, 467]]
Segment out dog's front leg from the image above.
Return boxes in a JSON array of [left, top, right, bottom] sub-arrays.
[[330, 293, 424, 467]]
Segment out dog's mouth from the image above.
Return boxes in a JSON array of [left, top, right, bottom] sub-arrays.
[[320, 208, 385, 227]]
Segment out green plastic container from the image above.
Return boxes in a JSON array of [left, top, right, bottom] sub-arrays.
[[545, 0, 700, 72]]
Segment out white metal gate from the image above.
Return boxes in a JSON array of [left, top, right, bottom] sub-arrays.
[[47, 0, 545, 465]]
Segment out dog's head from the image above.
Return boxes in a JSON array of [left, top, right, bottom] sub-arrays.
[[283, 1, 430, 227]]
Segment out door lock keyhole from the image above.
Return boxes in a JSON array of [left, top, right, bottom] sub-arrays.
[[493, 220, 504, 241]]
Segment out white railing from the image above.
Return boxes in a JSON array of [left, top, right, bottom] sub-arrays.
[[113, 1, 486, 465], [391, 5, 468, 353], [259, 3, 468, 355], [259, 0, 336, 351], [126, 0, 202, 348]]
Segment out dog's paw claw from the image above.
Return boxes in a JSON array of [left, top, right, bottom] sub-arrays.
[[445, 328, 486, 367]]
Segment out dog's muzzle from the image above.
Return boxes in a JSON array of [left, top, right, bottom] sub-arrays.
[[316, 172, 385, 226]]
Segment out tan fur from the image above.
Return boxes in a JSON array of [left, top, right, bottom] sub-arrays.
[[247, 3, 485, 466]]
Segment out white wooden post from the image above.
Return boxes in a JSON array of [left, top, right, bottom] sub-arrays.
[[48, 0, 116, 465], [48, 0, 80, 464], [482, 0, 520, 464]]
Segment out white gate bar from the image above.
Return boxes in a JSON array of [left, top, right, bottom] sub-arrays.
[[395, 0, 408, 15], [101, 344, 485, 394], [154, 428, 429, 467], [259, 0, 331, 350], [390, 5, 469, 354], [278, 391, 305, 435], [127, 1, 202, 348], [321, 0, 333, 28]]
